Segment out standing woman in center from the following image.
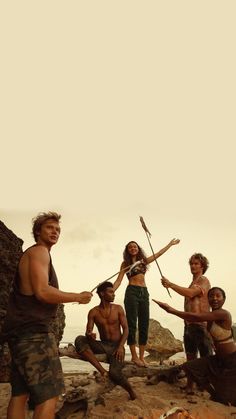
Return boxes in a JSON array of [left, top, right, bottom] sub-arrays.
[[113, 238, 180, 366]]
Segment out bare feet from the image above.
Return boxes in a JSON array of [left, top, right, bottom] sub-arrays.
[[140, 359, 148, 368], [131, 358, 145, 367], [131, 358, 148, 367]]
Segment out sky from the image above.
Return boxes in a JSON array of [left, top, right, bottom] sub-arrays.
[[1, 2, 236, 342]]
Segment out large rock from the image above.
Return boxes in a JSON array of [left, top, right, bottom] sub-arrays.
[[0, 220, 23, 332], [0, 220, 23, 382], [145, 318, 183, 361], [0, 220, 65, 382]]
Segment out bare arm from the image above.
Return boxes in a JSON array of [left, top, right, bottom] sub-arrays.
[[161, 277, 201, 298], [146, 239, 180, 264], [85, 309, 96, 338], [30, 246, 92, 304], [118, 306, 129, 347], [153, 300, 229, 323], [113, 262, 127, 291], [113, 306, 128, 361]]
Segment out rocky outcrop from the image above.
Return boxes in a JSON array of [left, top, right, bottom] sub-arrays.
[[0, 220, 23, 382], [145, 318, 183, 361], [0, 220, 65, 382], [0, 220, 23, 333]]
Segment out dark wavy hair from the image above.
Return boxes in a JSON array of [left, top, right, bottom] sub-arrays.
[[189, 253, 209, 274], [123, 241, 148, 268], [208, 287, 226, 300], [32, 211, 61, 242]]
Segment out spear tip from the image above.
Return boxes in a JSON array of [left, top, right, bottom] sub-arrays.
[[139, 216, 151, 237]]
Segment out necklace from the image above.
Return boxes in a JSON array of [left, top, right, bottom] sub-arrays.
[[98, 305, 112, 319]]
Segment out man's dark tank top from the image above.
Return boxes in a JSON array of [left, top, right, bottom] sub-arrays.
[[2, 246, 59, 339]]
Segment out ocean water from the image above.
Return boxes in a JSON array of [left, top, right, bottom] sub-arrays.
[[61, 325, 84, 345], [60, 356, 98, 374]]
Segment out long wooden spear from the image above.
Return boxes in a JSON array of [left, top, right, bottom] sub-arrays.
[[73, 261, 143, 302], [139, 216, 171, 298], [90, 261, 141, 292], [74, 261, 143, 304]]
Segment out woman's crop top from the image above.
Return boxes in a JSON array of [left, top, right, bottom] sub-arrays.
[[209, 321, 234, 344], [126, 261, 147, 279]]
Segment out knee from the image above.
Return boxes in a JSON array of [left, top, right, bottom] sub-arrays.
[[8, 394, 28, 409], [34, 397, 57, 416], [74, 335, 87, 353]]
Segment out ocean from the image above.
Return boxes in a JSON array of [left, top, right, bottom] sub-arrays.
[[60, 356, 97, 374]]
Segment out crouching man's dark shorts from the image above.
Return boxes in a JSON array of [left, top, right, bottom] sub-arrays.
[[8, 332, 65, 405], [74, 335, 128, 387]]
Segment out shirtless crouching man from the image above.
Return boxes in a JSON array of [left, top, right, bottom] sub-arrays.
[[74, 281, 136, 400]]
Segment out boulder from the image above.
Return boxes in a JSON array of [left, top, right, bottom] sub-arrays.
[[0, 220, 23, 333], [144, 318, 183, 361], [0, 220, 23, 382]]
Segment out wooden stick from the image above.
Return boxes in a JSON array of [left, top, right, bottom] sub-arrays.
[[140, 216, 171, 298], [73, 261, 143, 304], [90, 261, 142, 292]]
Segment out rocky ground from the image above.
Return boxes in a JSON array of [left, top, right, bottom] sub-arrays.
[[1, 370, 236, 419]]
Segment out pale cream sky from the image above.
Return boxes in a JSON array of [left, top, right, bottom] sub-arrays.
[[1, 2, 236, 340]]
